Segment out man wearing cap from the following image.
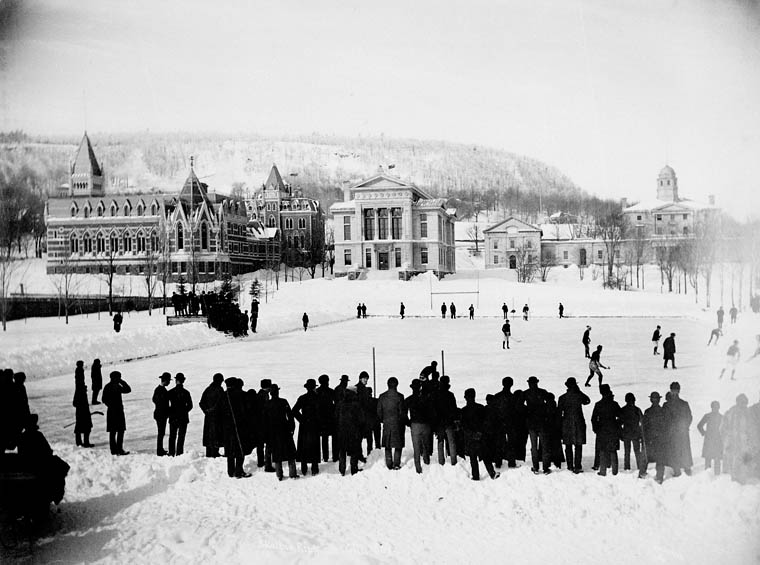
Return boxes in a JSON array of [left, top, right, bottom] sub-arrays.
[[152, 373, 171, 456], [663, 332, 677, 369], [200, 373, 225, 458], [591, 384, 622, 476], [651, 325, 661, 355], [642, 391, 666, 482], [582, 326, 591, 358], [557, 377, 590, 473], [377, 377, 405, 469], [663, 382, 693, 477], [316, 374, 337, 463], [264, 383, 299, 480], [168, 373, 193, 457], [523, 376, 551, 474], [102, 371, 131, 456], [293, 379, 321, 476], [256, 379, 274, 471]]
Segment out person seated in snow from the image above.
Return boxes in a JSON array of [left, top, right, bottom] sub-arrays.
[[460, 388, 499, 481], [18, 413, 70, 506], [697, 401, 723, 475], [263, 383, 298, 480]]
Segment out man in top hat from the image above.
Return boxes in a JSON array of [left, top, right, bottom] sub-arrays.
[[315, 374, 337, 463], [642, 391, 666, 482], [523, 376, 551, 474], [257, 378, 274, 471], [293, 378, 321, 475], [200, 373, 225, 458], [557, 377, 590, 474], [102, 371, 131, 455], [168, 373, 193, 456], [152, 372, 171, 456]]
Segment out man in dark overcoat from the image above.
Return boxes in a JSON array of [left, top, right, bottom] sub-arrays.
[[200, 373, 225, 457], [102, 371, 131, 455], [434, 375, 458, 466], [256, 379, 274, 471], [264, 383, 298, 480], [293, 378, 321, 476], [663, 332, 677, 369], [663, 381, 693, 476], [523, 376, 551, 474], [220, 377, 251, 478], [73, 366, 93, 447], [620, 392, 646, 477], [405, 379, 433, 473], [152, 372, 171, 456], [377, 377, 405, 469], [591, 384, 622, 476], [557, 377, 590, 473], [315, 374, 336, 462], [168, 373, 193, 456], [91, 358, 103, 405], [460, 388, 499, 480], [335, 386, 364, 475], [493, 376, 517, 467], [642, 391, 666, 482]]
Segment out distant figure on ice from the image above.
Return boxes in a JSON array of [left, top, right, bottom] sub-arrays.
[[502, 320, 511, 349], [558, 303, 564, 318], [302, 312, 309, 331], [642, 391, 666, 483], [468, 304, 475, 320], [582, 326, 591, 358], [697, 400, 723, 474], [168, 373, 193, 456], [250, 298, 259, 333], [729, 305, 738, 324], [663, 332, 677, 369], [102, 371, 131, 455], [73, 362, 93, 448], [441, 302, 447, 318], [361, 303, 367, 318], [707, 327, 723, 346], [113, 310, 123, 333], [502, 302, 509, 319], [91, 359, 103, 405], [663, 381, 693, 477], [356, 303, 362, 318], [153, 372, 171, 456], [522, 304, 529, 321], [558, 377, 590, 474], [200, 373, 225, 458], [651, 325, 661, 355], [719, 340, 741, 380], [584, 345, 609, 387], [400, 302, 405, 319], [450, 302, 457, 319], [717, 306, 725, 330]]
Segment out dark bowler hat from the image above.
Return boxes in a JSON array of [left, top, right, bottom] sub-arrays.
[[565, 377, 577, 387], [304, 378, 317, 389], [527, 376, 539, 384], [340, 375, 349, 382], [269, 383, 280, 391], [649, 391, 661, 399], [175, 373, 186, 383], [225, 377, 241, 389], [160, 372, 171, 381], [260, 378, 272, 389]]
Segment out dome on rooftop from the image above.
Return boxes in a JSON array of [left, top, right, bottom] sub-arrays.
[[659, 165, 676, 178]]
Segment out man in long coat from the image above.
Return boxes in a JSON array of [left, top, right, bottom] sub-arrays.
[[263, 383, 298, 480], [102, 371, 131, 455], [219, 377, 252, 478], [257, 379, 274, 471], [663, 333, 677, 369], [557, 377, 590, 473], [168, 373, 193, 456], [377, 377, 405, 469], [315, 374, 336, 463], [335, 386, 364, 475], [152, 372, 171, 456], [663, 381, 693, 476], [293, 378, 321, 476], [91, 359, 103, 405], [493, 377, 517, 466], [73, 366, 93, 447], [460, 388, 499, 480], [620, 392, 646, 477], [356, 371, 376, 459], [523, 376, 551, 474], [199, 373, 225, 457], [642, 391, 666, 482], [721, 393, 754, 483], [434, 375, 458, 466], [405, 379, 434, 473], [591, 384, 622, 476]]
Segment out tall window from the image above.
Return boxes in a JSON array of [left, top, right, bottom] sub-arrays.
[[597, 249, 603, 260], [509, 238, 516, 248], [391, 208, 402, 239], [97, 204, 104, 217], [70, 235, 79, 254], [267, 215, 276, 228], [298, 217, 306, 229], [363, 209, 375, 240], [285, 217, 293, 229], [344, 249, 352, 265], [83, 233, 92, 253], [343, 216, 351, 240], [110, 203, 117, 216], [150, 231, 159, 253], [123, 203, 131, 216], [123, 234, 133, 253], [110, 234, 119, 254], [378, 208, 388, 239], [365, 248, 372, 268], [420, 214, 427, 238], [137, 233, 146, 253], [493, 240, 498, 249], [96, 233, 105, 254], [176, 225, 184, 249], [201, 223, 208, 250], [395, 248, 401, 268], [83, 207, 90, 219], [563, 250, 568, 260], [137, 203, 144, 216], [421, 247, 428, 264]]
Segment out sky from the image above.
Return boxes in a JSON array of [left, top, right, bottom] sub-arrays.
[[1, 0, 760, 218]]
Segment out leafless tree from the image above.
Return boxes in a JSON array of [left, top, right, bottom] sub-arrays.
[[140, 249, 160, 315], [52, 252, 83, 325], [655, 244, 680, 293], [0, 252, 29, 331], [514, 244, 537, 283], [596, 210, 627, 284], [98, 251, 119, 315], [466, 224, 481, 254], [538, 249, 555, 282]]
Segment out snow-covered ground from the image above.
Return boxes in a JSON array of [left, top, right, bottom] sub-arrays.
[[2, 270, 760, 564]]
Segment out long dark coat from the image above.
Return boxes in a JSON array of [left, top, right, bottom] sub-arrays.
[[102, 380, 131, 432], [219, 388, 253, 456], [73, 382, 92, 433], [544, 398, 565, 465], [460, 401, 486, 458], [620, 404, 643, 441], [263, 397, 297, 463], [335, 389, 363, 456], [377, 388, 406, 449], [293, 390, 321, 462], [643, 405, 667, 462], [493, 389, 518, 459], [664, 396, 693, 469], [523, 386, 549, 431], [697, 411, 723, 460], [153, 385, 170, 421], [244, 390, 261, 448], [315, 385, 336, 435], [482, 402, 505, 461], [168, 386, 193, 425], [663, 336, 676, 359], [557, 387, 590, 445], [199, 382, 225, 448], [511, 391, 528, 461], [591, 397, 621, 451], [91, 361, 103, 393], [356, 382, 376, 435]]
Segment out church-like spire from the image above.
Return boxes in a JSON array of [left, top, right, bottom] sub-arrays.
[[70, 132, 104, 196]]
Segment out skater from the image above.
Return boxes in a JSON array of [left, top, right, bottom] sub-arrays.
[[697, 401, 723, 474], [729, 305, 738, 324], [264, 383, 298, 480], [91, 358, 103, 405], [441, 302, 447, 319], [356, 303, 362, 318], [502, 302, 509, 320], [502, 320, 511, 349], [582, 326, 591, 358], [302, 312, 309, 331], [584, 345, 609, 387], [642, 391, 667, 483], [152, 372, 171, 455], [663, 382, 693, 477], [199, 373, 225, 457], [450, 302, 457, 319], [558, 303, 564, 318], [717, 306, 725, 330], [400, 302, 405, 319], [168, 373, 193, 456], [748, 334, 760, 361], [557, 377, 590, 474], [376, 377, 405, 470], [461, 388, 499, 480], [293, 378, 322, 476], [707, 327, 723, 346], [113, 310, 123, 333], [250, 298, 259, 333], [468, 304, 475, 320], [102, 371, 131, 455], [718, 340, 741, 380], [651, 325, 661, 355], [361, 303, 367, 319], [592, 384, 621, 477], [522, 304, 529, 321], [620, 393, 646, 477], [73, 363, 93, 448], [663, 332, 677, 369], [523, 376, 551, 474]]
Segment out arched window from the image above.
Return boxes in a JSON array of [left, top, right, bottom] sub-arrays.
[[150, 231, 159, 253], [123, 232, 133, 253], [110, 202, 118, 216], [83, 207, 90, 219], [298, 217, 306, 229], [176, 224, 184, 249], [509, 255, 516, 269], [267, 215, 276, 228], [70, 234, 79, 254], [96, 233, 105, 254], [97, 202, 104, 217], [201, 223, 208, 250], [123, 202, 131, 217], [83, 233, 92, 253], [137, 203, 144, 216], [150, 202, 158, 215], [285, 217, 293, 229], [110, 233, 119, 254], [70, 203, 78, 217]]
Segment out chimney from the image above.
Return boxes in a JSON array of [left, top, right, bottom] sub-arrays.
[[343, 187, 351, 202], [708, 194, 715, 206], [620, 197, 628, 209]]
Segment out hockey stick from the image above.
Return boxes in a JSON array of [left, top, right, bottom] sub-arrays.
[[63, 411, 104, 428]]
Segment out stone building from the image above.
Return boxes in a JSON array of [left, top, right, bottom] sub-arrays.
[[483, 217, 542, 269], [330, 169, 456, 276]]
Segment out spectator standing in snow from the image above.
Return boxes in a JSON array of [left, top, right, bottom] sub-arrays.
[[264, 383, 299, 481], [441, 302, 447, 319], [502, 302, 509, 319], [592, 384, 622, 476], [376, 377, 405, 470], [220, 377, 252, 478], [293, 378, 321, 476], [302, 312, 309, 331], [719, 340, 741, 380], [73, 364, 93, 448], [152, 372, 171, 456], [112, 310, 123, 333], [405, 379, 433, 473], [717, 306, 725, 330], [502, 320, 511, 349], [584, 345, 609, 387], [400, 302, 405, 319], [557, 377, 590, 474], [522, 304, 529, 321], [450, 302, 457, 319], [642, 391, 667, 483], [361, 303, 367, 318], [461, 388, 499, 481], [199, 373, 225, 458], [558, 303, 564, 318], [468, 304, 475, 320], [523, 376, 551, 474], [707, 327, 723, 346], [729, 305, 738, 324], [250, 299, 259, 333], [582, 326, 591, 358], [356, 303, 362, 318], [315, 374, 336, 463], [102, 371, 131, 456], [651, 325, 661, 355], [168, 373, 193, 456], [721, 393, 753, 483], [663, 333, 677, 369], [697, 401, 723, 474], [663, 381, 693, 477], [335, 385, 363, 476], [620, 393, 645, 477], [91, 359, 103, 405]]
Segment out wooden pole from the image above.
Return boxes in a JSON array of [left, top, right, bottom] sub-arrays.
[[441, 349, 445, 377], [372, 347, 377, 398]]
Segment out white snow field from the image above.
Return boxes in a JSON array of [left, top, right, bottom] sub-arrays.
[[2, 271, 760, 564]]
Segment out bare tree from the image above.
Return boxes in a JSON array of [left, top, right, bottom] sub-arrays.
[[655, 244, 680, 293], [514, 244, 537, 283], [0, 252, 28, 331], [596, 210, 627, 284], [323, 225, 335, 276], [141, 249, 160, 315], [99, 251, 119, 315], [538, 249, 555, 282], [466, 224, 481, 254], [52, 252, 83, 325]]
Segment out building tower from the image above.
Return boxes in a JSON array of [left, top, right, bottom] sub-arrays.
[[656, 165, 678, 202], [69, 132, 104, 197]]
